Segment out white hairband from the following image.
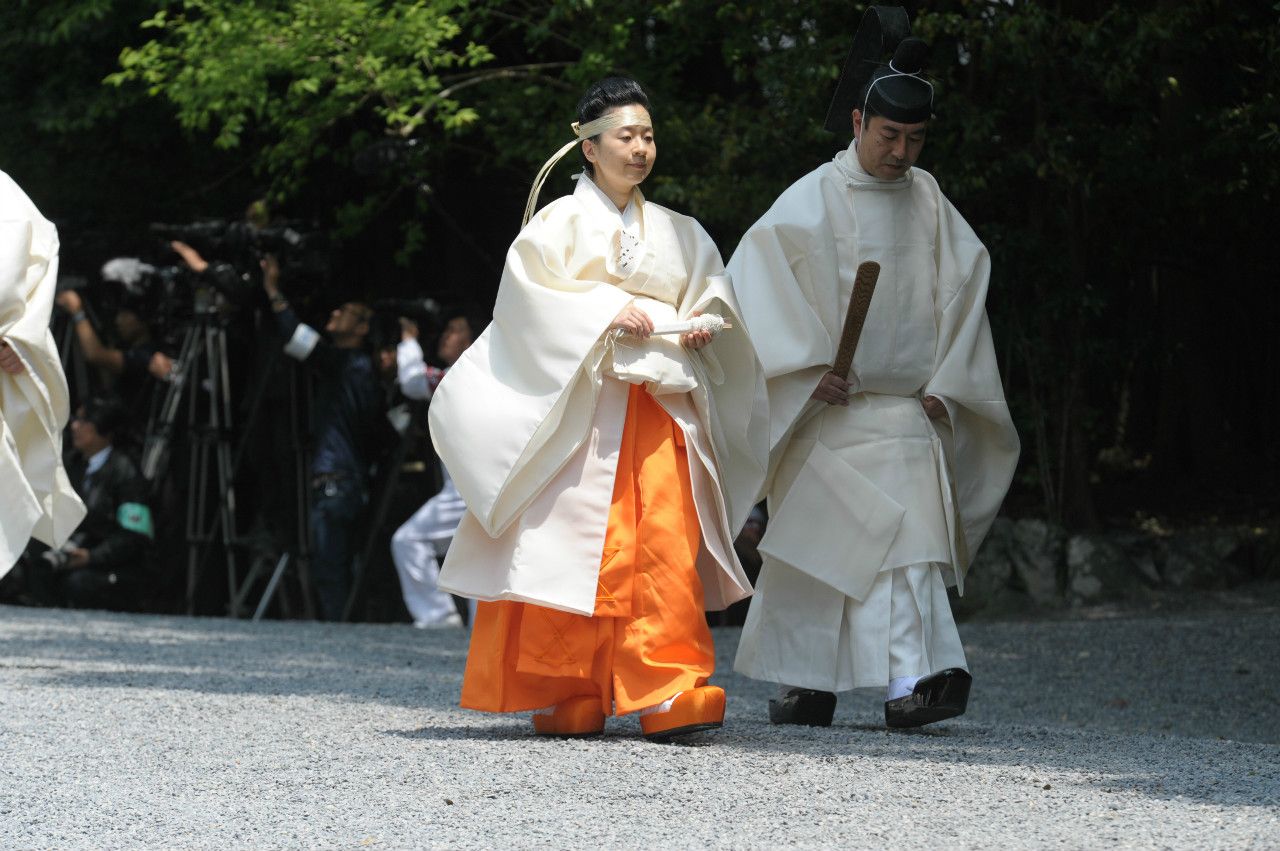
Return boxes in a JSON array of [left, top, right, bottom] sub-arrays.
[[522, 107, 653, 226]]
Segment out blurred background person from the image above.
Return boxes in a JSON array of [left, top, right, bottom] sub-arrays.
[[262, 254, 386, 620], [54, 286, 173, 410], [23, 395, 153, 610], [390, 309, 484, 628]]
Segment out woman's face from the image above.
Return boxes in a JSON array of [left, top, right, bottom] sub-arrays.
[[582, 106, 656, 198]]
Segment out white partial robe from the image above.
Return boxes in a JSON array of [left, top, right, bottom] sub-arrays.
[[0, 171, 85, 575], [429, 176, 767, 616], [729, 142, 1020, 691]]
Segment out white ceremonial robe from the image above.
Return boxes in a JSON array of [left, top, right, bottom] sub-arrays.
[[430, 176, 767, 616], [729, 142, 1020, 691], [1, 171, 85, 575]]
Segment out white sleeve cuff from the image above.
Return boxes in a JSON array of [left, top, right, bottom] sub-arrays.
[[283, 324, 320, 361]]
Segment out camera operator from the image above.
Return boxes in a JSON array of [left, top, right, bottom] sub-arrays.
[[390, 309, 485, 628], [168, 238, 255, 306], [262, 255, 385, 621], [54, 288, 174, 406], [24, 395, 154, 610]]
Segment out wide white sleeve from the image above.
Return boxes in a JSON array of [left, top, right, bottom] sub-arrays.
[[727, 183, 840, 498], [428, 207, 633, 537], [676, 218, 768, 532], [0, 172, 85, 570], [924, 199, 1020, 568]]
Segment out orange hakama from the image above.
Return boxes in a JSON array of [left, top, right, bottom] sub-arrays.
[[461, 383, 715, 716]]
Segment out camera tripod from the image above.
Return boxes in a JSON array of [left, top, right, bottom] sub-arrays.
[[225, 347, 315, 621], [141, 302, 243, 613], [143, 304, 317, 619]]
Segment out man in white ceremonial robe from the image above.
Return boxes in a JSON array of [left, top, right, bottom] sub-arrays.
[[729, 10, 1019, 728], [1, 170, 86, 577]]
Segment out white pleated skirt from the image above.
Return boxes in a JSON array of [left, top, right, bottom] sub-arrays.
[[735, 560, 967, 692]]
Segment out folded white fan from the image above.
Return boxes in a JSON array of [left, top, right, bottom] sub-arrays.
[[649, 314, 731, 336]]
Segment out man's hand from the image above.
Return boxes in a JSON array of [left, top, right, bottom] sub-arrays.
[[399, 317, 419, 341], [55, 289, 84, 314], [0, 340, 26, 376], [811, 371, 851, 406], [171, 240, 209, 274], [149, 351, 175, 381], [922, 395, 947, 420], [66, 548, 91, 570], [609, 304, 654, 338], [259, 253, 281, 297]]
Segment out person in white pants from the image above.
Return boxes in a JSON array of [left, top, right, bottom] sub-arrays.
[[391, 312, 479, 628], [391, 467, 471, 628]]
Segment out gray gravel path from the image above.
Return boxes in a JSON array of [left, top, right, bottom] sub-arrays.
[[2, 602, 1277, 849]]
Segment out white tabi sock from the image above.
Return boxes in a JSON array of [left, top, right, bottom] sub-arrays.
[[886, 675, 922, 701], [638, 691, 682, 716]]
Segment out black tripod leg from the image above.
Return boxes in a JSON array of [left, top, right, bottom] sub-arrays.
[[340, 425, 414, 623]]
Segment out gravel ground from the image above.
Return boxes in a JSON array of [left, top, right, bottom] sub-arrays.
[[1, 602, 1277, 849]]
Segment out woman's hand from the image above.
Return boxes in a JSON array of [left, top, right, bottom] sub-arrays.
[[680, 310, 713, 350], [680, 328, 713, 350], [921, 395, 947, 420], [609, 304, 654, 338]]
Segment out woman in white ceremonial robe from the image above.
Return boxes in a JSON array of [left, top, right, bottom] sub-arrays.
[[429, 78, 766, 741], [1, 170, 85, 576], [729, 22, 1019, 729]]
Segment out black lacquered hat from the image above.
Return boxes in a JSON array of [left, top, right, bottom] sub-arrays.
[[823, 5, 933, 132]]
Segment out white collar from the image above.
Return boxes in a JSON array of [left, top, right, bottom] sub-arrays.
[[833, 138, 915, 191], [85, 445, 113, 477], [573, 173, 644, 234]]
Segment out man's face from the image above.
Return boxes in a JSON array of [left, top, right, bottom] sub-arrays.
[[114, 308, 145, 345], [852, 109, 928, 179], [70, 408, 107, 454], [436, 317, 474, 366], [376, 346, 398, 377], [324, 302, 371, 340]]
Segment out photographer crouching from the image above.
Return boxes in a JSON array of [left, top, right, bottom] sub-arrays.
[[23, 395, 154, 610], [261, 254, 384, 621]]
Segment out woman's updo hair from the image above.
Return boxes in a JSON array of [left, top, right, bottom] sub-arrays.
[[576, 76, 650, 176]]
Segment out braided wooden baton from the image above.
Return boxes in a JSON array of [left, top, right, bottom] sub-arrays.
[[832, 261, 880, 381]]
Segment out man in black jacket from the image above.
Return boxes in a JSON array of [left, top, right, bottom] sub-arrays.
[[262, 256, 385, 620], [25, 395, 154, 609]]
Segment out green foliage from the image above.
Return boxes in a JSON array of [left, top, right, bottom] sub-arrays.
[[108, 0, 495, 200]]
